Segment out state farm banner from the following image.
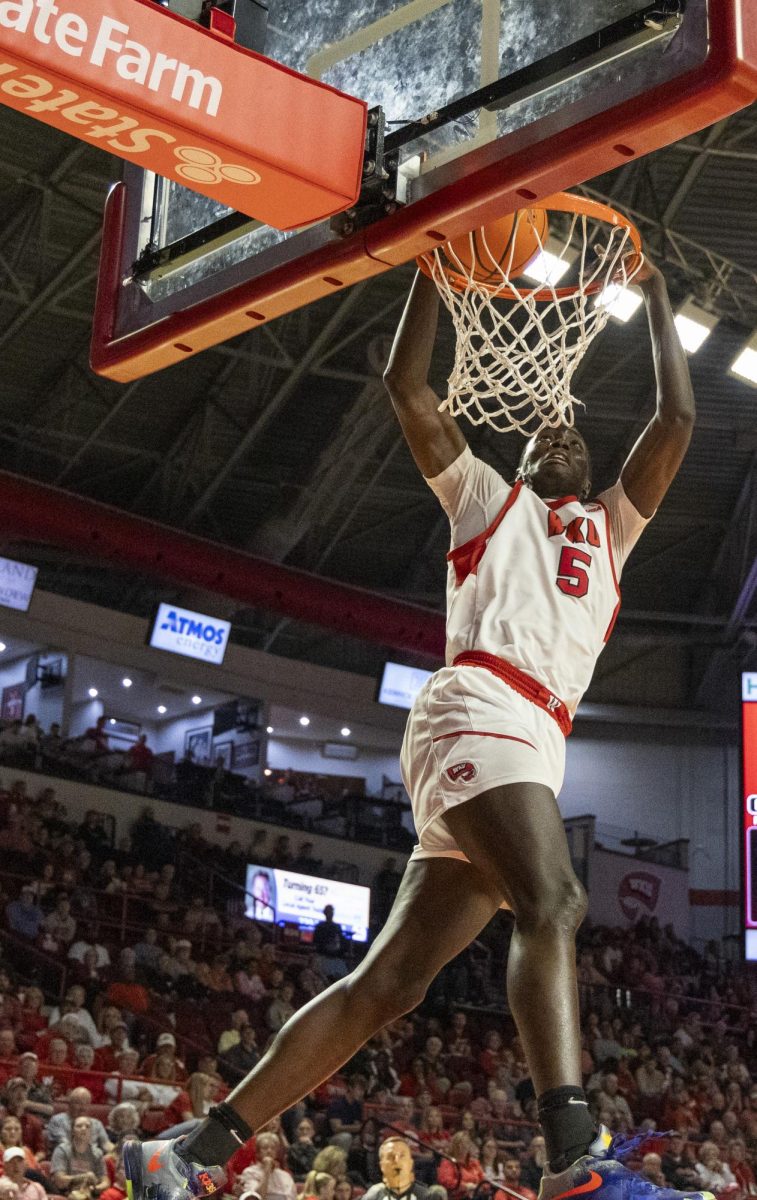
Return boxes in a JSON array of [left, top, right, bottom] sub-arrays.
[[0, 0, 366, 228], [587, 848, 690, 938]]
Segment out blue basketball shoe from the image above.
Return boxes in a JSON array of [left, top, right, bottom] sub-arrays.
[[123, 1138, 226, 1200], [539, 1129, 714, 1200]]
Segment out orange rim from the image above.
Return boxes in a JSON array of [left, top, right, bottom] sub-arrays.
[[416, 191, 643, 302]]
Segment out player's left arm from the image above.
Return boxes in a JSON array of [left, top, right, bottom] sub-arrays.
[[619, 260, 695, 518]]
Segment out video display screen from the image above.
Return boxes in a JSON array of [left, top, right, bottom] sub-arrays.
[[378, 661, 433, 709], [245, 863, 370, 942]]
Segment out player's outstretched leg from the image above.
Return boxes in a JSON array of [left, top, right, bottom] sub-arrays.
[[443, 782, 714, 1200], [123, 856, 502, 1200]]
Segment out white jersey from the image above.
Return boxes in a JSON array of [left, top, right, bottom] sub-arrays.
[[427, 446, 650, 716]]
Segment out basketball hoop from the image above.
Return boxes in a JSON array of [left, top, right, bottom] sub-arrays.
[[417, 192, 643, 436]]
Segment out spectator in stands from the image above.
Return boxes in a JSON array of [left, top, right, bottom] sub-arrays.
[[660, 1133, 700, 1191], [105, 1103, 141, 1149], [157, 1073, 216, 1136], [48, 987, 98, 1046], [287, 1118, 318, 1182], [15, 1059, 53, 1118], [436, 1133, 484, 1200], [124, 735, 153, 788], [94, 1022, 129, 1074], [46, 1088, 113, 1154], [220, 1026, 259, 1086], [270, 836, 293, 869], [313, 907, 347, 981], [595, 1072, 634, 1129], [5, 888, 43, 942], [267, 983, 296, 1034], [0, 1116, 40, 1168], [695, 1142, 738, 1193], [235, 957, 266, 1002], [41, 895, 76, 951], [40, 1038, 75, 1098], [502, 1156, 537, 1200], [83, 717, 109, 754], [479, 1138, 505, 1186], [50, 1115, 109, 1197], [2, 1080, 46, 1151], [363, 1138, 428, 1200], [140, 1034, 185, 1082], [327, 1076, 366, 1151], [0, 1029, 18, 1061], [182, 897, 222, 939], [640, 1155, 666, 1188], [301, 1173, 335, 1200], [68, 928, 110, 971], [218, 1011, 250, 1057], [291, 843, 322, 876], [131, 928, 162, 976], [105, 951, 149, 1015], [727, 1139, 755, 1193], [519, 1136, 547, 1194], [237, 1131, 296, 1200], [2, 1146, 46, 1200]]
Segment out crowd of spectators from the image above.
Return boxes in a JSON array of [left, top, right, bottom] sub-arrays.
[[0, 778, 752, 1200], [0, 715, 412, 853]]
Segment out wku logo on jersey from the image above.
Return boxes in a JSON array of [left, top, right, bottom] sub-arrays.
[[446, 761, 478, 783], [547, 511, 601, 547]]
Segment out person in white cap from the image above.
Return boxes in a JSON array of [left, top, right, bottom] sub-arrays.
[[2, 1147, 46, 1200], [139, 1033, 186, 1082]]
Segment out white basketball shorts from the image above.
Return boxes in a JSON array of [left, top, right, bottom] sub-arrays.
[[400, 664, 566, 864]]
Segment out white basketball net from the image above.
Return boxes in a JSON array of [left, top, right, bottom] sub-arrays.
[[421, 210, 642, 436]]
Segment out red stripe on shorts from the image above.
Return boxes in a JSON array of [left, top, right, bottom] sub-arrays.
[[432, 730, 537, 751]]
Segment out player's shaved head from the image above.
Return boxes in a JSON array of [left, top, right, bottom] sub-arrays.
[[516, 425, 592, 501]]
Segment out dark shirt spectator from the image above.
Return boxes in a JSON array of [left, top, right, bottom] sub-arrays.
[[5, 888, 43, 940]]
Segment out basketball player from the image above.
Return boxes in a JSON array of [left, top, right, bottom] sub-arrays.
[[125, 259, 706, 1200]]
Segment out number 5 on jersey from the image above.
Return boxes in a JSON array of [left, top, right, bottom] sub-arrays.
[[556, 547, 591, 597]]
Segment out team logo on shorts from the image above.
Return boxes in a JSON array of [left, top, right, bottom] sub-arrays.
[[447, 761, 478, 783]]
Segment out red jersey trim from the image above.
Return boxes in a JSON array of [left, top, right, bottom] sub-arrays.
[[453, 650, 572, 736], [595, 499, 621, 642], [447, 480, 523, 587], [432, 730, 537, 751], [545, 495, 579, 510]]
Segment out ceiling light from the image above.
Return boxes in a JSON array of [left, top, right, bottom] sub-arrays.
[[264, 768, 273, 777], [88, 687, 98, 699], [299, 716, 310, 727], [595, 282, 643, 323], [341, 727, 351, 737], [157, 705, 167, 715], [522, 237, 574, 286], [731, 333, 757, 386], [0, 643, 6, 653], [191, 695, 202, 705], [122, 677, 132, 688], [109, 719, 116, 726], [674, 298, 718, 354], [266, 725, 273, 734]]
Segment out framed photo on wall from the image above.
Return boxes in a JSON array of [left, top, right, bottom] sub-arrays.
[[214, 740, 233, 769], [184, 726, 212, 763], [233, 739, 260, 768], [1, 683, 25, 722]]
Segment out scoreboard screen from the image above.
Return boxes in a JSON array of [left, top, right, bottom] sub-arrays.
[[742, 672, 757, 960]]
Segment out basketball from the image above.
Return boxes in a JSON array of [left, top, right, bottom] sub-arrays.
[[441, 208, 549, 284]]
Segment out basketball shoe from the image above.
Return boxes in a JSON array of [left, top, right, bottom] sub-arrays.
[[539, 1129, 714, 1200], [123, 1138, 226, 1200]]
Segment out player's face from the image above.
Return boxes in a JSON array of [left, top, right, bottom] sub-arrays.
[[518, 426, 591, 500]]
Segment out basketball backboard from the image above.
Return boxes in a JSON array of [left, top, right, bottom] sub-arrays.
[[91, 0, 757, 381]]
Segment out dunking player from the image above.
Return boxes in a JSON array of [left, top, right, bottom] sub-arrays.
[[125, 260, 706, 1200]]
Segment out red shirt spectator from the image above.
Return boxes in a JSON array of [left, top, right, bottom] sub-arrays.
[[437, 1134, 485, 1200]]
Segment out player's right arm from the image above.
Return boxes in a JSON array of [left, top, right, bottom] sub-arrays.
[[383, 270, 467, 478]]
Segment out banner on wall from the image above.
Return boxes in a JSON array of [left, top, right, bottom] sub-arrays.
[[587, 849, 690, 938], [742, 671, 757, 960]]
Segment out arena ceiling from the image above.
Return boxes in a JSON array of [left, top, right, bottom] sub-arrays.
[[0, 101, 756, 719]]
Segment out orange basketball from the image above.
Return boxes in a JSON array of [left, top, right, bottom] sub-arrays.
[[442, 207, 549, 284]]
